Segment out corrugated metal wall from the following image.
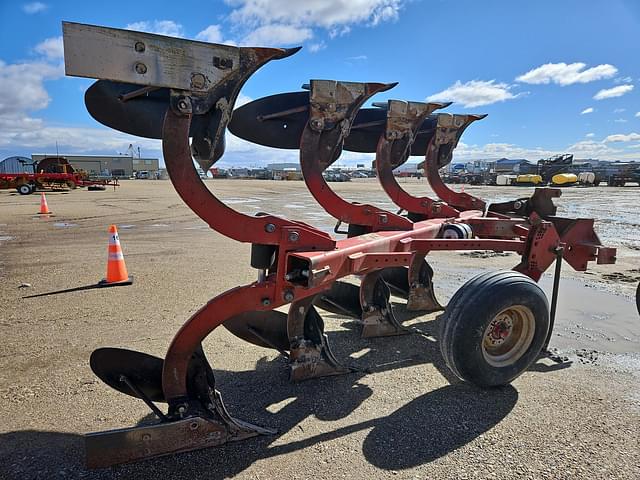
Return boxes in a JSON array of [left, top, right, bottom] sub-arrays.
[[0, 156, 33, 174]]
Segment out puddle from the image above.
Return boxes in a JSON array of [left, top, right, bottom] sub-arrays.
[[53, 222, 77, 228], [0, 235, 14, 242], [119, 224, 136, 229], [149, 223, 169, 227], [540, 277, 639, 353]]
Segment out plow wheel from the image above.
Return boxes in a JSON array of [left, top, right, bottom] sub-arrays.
[[288, 297, 354, 382], [440, 270, 549, 387]]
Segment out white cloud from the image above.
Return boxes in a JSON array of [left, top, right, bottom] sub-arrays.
[[228, 0, 404, 29], [242, 24, 313, 46], [23, 2, 47, 14], [427, 80, 521, 108], [125, 20, 185, 38], [516, 62, 617, 86], [346, 55, 368, 61], [635, 112, 640, 118], [585, 133, 595, 137], [308, 41, 326, 53], [34, 36, 63, 60], [196, 25, 223, 43], [593, 84, 634, 100], [613, 108, 626, 113], [580, 107, 594, 115], [0, 60, 63, 117], [614, 118, 627, 123], [603, 133, 640, 143]]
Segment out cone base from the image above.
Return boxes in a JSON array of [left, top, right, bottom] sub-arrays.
[[98, 276, 134, 287]]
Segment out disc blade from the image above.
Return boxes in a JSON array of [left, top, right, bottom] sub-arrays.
[[222, 310, 290, 351], [381, 267, 410, 297], [90, 347, 165, 402], [85, 80, 208, 139], [228, 91, 437, 154], [228, 91, 309, 149], [314, 281, 363, 318]]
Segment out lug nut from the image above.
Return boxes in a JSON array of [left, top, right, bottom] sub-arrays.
[[288, 231, 299, 242], [261, 298, 271, 306], [283, 290, 294, 302], [264, 223, 276, 233], [134, 41, 145, 53]]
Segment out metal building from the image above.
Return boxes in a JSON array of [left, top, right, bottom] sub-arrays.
[[0, 156, 33, 174], [31, 154, 159, 178]]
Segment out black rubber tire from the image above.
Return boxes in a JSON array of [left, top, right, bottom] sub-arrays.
[[636, 282, 639, 316], [17, 184, 33, 195], [440, 270, 549, 387]]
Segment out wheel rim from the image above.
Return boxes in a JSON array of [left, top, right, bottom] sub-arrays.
[[482, 305, 535, 368]]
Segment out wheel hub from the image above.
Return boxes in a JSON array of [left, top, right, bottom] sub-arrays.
[[482, 305, 536, 368]]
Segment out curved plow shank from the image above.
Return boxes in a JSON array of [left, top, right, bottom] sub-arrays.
[[422, 113, 488, 212], [375, 100, 459, 220], [299, 80, 413, 232]]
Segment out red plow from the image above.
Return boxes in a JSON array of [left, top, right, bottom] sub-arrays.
[[62, 22, 616, 467]]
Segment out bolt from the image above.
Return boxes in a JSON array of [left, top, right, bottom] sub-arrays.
[[264, 223, 276, 233], [177, 99, 190, 112], [288, 231, 300, 242], [191, 73, 206, 89], [513, 200, 522, 210], [134, 41, 145, 53], [189, 421, 199, 430], [261, 298, 271, 306], [134, 62, 147, 74], [310, 119, 324, 130], [177, 405, 187, 414], [283, 290, 294, 302], [142, 434, 151, 441], [379, 214, 388, 224]]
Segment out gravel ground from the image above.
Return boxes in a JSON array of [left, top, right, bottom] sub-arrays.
[[0, 180, 638, 479]]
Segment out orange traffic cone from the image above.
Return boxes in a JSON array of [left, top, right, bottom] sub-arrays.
[[38, 192, 51, 215], [99, 225, 133, 286]]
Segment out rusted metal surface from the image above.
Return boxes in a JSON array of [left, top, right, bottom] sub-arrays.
[[300, 80, 413, 232], [423, 114, 488, 211], [375, 100, 459, 219]]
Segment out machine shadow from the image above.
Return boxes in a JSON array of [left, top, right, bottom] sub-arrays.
[[0, 310, 543, 479]]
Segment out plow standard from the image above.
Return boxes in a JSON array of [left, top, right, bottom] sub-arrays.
[[62, 22, 617, 468]]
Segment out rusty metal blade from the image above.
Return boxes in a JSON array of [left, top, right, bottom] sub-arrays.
[[90, 347, 165, 402], [314, 281, 363, 318], [222, 310, 290, 351], [228, 91, 437, 153]]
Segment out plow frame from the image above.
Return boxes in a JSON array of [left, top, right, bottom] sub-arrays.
[[61, 21, 617, 468]]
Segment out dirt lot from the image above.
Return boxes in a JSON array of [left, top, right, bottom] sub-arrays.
[[0, 179, 638, 479]]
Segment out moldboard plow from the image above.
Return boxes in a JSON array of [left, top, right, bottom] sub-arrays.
[[62, 22, 617, 468]]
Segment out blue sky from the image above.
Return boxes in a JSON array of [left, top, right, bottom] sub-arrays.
[[1, 0, 639, 166]]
